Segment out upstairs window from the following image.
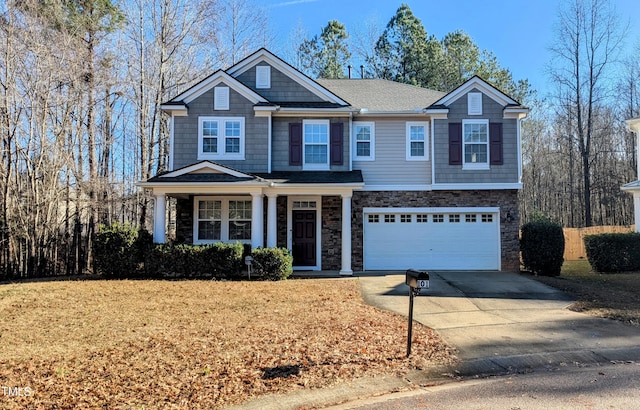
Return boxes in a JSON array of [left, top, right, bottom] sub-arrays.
[[353, 122, 375, 160], [406, 122, 428, 161], [303, 119, 329, 170], [462, 119, 489, 170], [198, 117, 245, 160]]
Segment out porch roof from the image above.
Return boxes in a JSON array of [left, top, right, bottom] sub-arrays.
[[254, 170, 363, 184]]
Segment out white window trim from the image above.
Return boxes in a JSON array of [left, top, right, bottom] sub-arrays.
[[462, 119, 490, 170], [352, 121, 375, 161], [193, 196, 252, 244], [197, 116, 245, 161], [405, 121, 429, 161], [256, 65, 271, 89], [303, 119, 330, 170], [214, 86, 229, 110]]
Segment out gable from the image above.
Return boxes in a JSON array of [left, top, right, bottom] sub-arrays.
[[433, 76, 519, 109], [226, 48, 348, 106], [158, 161, 254, 179], [166, 71, 268, 107]]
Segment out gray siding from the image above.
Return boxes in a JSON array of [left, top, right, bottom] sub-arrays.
[[434, 89, 519, 184], [272, 116, 349, 171], [235, 64, 326, 103], [352, 117, 431, 186], [172, 82, 269, 172]]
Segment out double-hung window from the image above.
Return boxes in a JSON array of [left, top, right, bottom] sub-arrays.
[[194, 197, 252, 243], [406, 122, 428, 161], [462, 119, 489, 170], [198, 117, 245, 160], [303, 119, 329, 170], [353, 122, 374, 160]]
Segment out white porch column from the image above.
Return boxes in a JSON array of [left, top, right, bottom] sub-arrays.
[[267, 194, 278, 247], [340, 193, 353, 275], [153, 194, 166, 243], [251, 193, 264, 248], [634, 192, 640, 233]]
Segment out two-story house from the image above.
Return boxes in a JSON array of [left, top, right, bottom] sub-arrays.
[[139, 48, 528, 274]]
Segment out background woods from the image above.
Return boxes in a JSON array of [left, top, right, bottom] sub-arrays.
[[0, 0, 638, 278]]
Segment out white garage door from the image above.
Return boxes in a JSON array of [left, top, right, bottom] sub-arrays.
[[363, 208, 500, 270]]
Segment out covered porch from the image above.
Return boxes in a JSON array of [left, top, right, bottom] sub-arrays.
[[138, 162, 363, 275]]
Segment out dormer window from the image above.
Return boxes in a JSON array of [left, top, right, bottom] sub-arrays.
[[256, 66, 271, 89]]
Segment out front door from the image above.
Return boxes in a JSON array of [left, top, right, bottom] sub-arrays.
[[292, 210, 316, 266]]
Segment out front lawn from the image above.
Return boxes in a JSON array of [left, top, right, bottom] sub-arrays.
[[527, 260, 640, 325], [0, 279, 455, 409]]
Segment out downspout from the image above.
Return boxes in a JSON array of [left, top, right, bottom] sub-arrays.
[[268, 113, 272, 174], [349, 111, 353, 171]]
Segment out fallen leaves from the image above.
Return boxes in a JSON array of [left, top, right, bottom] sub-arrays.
[[0, 278, 456, 408]]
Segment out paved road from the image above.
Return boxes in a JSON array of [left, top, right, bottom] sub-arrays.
[[340, 362, 640, 409]]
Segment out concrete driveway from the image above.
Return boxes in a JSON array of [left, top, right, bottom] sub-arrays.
[[359, 271, 640, 376]]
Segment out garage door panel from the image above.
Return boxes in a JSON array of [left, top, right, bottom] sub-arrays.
[[364, 209, 499, 270]]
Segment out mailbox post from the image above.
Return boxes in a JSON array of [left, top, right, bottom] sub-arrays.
[[405, 269, 429, 357]]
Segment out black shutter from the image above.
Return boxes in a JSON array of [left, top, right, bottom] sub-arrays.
[[448, 122, 462, 165], [330, 122, 343, 166], [490, 122, 503, 165], [289, 123, 302, 166]]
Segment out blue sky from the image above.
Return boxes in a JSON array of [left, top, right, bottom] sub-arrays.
[[263, 0, 640, 96]]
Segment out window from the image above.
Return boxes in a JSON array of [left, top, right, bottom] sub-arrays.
[[449, 214, 460, 223], [465, 214, 477, 223], [384, 214, 396, 223], [400, 214, 412, 223], [303, 120, 329, 169], [433, 214, 444, 223], [293, 201, 316, 209], [214, 86, 229, 110], [228, 200, 252, 240], [256, 66, 271, 89], [353, 122, 374, 160], [463, 119, 489, 170], [406, 122, 428, 161], [481, 214, 494, 223], [194, 197, 252, 243], [198, 117, 245, 160], [196, 200, 221, 240], [416, 214, 429, 223], [368, 214, 380, 223]]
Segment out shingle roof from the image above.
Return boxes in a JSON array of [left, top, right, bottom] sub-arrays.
[[316, 79, 445, 112], [147, 173, 256, 183], [254, 170, 363, 184]]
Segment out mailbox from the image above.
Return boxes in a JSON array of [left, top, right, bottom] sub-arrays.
[[405, 269, 429, 290]]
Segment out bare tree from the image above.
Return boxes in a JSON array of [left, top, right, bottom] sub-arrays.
[[548, 0, 627, 226]]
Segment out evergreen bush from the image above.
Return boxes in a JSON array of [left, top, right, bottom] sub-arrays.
[[251, 247, 293, 281], [93, 223, 140, 277], [584, 233, 640, 273], [520, 216, 565, 276]]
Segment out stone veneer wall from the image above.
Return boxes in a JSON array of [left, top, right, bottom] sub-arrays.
[[321, 196, 342, 270], [175, 196, 193, 244], [276, 196, 288, 248], [350, 190, 520, 272]]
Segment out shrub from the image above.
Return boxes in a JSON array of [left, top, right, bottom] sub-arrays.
[[251, 247, 293, 281], [145, 242, 244, 279], [520, 216, 565, 276], [584, 233, 640, 273], [93, 223, 139, 277]]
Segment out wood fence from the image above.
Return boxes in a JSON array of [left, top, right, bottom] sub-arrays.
[[563, 226, 635, 260]]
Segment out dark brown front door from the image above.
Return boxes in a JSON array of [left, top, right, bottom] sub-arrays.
[[292, 210, 316, 266]]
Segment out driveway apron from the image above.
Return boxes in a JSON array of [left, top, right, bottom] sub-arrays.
[[359, 271, 640, 375]]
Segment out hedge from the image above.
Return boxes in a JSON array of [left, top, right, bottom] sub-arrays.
[[584, 232, 640, 273], [250, 247, 293, 281], [94, 223, 151, 277], [144, 242, 244, 279]]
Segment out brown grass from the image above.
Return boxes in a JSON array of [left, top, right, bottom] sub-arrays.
[[527, 260, 640, 325], [0, 278, 455, 409]]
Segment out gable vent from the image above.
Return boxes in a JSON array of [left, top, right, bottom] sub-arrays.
[[468, 92, 482, 115], [214, 86, 229, 110], [256, 65, 271, 89]]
